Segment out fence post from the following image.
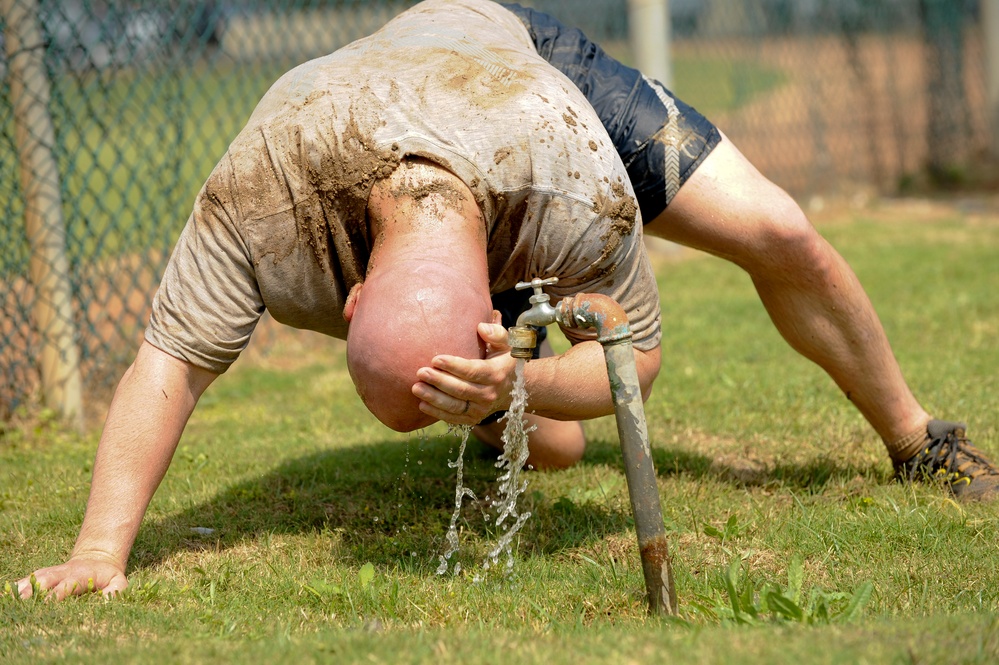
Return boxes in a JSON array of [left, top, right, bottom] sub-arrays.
[[985, 0, 999, 159], [627, 0, 681, 257], [2, 0, 83, 427], [628, 0, 672, 89]]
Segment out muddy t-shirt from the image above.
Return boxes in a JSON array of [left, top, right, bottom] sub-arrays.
[[146, 0, 661, 374]]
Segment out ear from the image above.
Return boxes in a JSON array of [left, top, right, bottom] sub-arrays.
[[343, 282, 364, 322]]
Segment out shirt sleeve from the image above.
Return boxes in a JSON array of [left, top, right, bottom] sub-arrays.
[[145, 160, 264, 374]]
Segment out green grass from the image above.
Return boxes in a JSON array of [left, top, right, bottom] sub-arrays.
[[601, 41, 788, 116], [3, 209, 999, 661]]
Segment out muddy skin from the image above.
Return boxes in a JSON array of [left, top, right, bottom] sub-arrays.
[[390, 178, 467, 213]]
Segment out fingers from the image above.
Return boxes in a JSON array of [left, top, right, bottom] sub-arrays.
[[17, 567, 69, 600], [478, 322, 510, 358], [416, 365, 488, 398], [16, 575, 34, 599], [99, 574, 129, 599], [413, 377, 488, 424], [413, 325, 517, 425], [413, 358, 517, 425], [417, 396, 482, 426]]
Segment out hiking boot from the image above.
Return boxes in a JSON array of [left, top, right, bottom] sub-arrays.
[[893, 420, 999, 501]]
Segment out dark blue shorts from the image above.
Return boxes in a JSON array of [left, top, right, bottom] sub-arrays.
[[502, 3, 721, 223]]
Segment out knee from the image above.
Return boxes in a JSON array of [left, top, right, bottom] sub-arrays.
[[473, 418, 586, 471], [526, 420, 586, 471], [745, 189, 828, 274]]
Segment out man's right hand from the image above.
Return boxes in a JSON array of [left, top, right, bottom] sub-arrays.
[[13, 342, 218, 602], [17, 554, 127, 600]]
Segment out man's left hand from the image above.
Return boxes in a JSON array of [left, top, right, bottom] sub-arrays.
[[412, 320, 517, 425]]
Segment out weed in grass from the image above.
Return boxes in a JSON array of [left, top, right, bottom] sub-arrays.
[[301, 562, 404, 625], [729, 556, 873, 625]]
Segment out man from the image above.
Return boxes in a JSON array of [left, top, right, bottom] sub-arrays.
[[419, 3, 999, 500], [18, 0, 661, 599], [18, 0, 998, 600]]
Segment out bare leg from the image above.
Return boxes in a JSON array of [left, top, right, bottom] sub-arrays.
[[473, 339, 586, 470], [650, 133, 929, 449]]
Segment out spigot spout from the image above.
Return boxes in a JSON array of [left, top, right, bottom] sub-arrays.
[[514, 277, 559, 328], [507, 277, 559, 360]]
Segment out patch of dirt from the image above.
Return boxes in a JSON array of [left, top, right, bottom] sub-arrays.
[[709, 453, 771, 486]]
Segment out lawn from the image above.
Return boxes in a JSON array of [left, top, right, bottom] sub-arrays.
[[2, 198, 998, 663]]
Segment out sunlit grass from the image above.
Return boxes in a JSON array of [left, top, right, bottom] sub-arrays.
[[3, 205, 998, 661]]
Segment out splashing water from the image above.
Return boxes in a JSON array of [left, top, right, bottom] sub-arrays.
[[484, 358, 535, 575], [436, 424, 475, 575], [436, 359, 535, 578]]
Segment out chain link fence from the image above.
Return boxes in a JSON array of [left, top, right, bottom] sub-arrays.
[[1, 0, 991, 422]]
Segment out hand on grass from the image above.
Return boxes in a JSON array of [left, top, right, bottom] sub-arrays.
[[413, 319, 517, 426], [17, 554, 128, 600]]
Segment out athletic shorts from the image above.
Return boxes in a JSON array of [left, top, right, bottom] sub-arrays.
[[502, 3, 722, 223]]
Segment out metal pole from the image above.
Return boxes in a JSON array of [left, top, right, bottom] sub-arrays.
[[984, 0, 999, 158], [556, 293, 677, 615], [628, 0, 672, 89], [2, 0, 83, 427], [602, 340, 676, 615]]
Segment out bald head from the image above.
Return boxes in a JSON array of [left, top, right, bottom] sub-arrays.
[[346, 258, 492, 432]]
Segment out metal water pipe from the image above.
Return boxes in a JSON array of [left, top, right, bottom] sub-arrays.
[[509, 279, 677, 615]]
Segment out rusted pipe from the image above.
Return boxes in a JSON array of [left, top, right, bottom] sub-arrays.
[[557, 293, 677, 615]]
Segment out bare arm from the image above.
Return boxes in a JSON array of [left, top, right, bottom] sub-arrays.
[[413, 321, 661, 424], [17, 341, 218, 599]]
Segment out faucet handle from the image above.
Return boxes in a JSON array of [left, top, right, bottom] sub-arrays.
[[515, 277, 559, 296]]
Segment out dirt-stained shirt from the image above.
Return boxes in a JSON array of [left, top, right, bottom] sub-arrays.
[[146, 0, 661, 374]]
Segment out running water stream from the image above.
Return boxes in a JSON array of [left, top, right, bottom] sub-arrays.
[[483, 357, 533, 574], [436, 424, 475, 575], [436, 358, 534, 577]]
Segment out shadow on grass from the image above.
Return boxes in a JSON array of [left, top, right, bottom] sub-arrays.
[[133, 434, 635, 573], [132, 433, 882, 574], [582, 439, 884, 491]]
